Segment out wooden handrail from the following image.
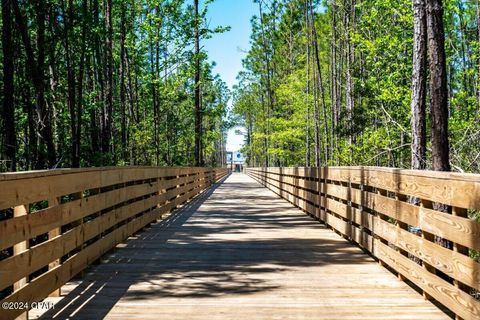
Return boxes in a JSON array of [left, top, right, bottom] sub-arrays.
[[246, 166, 480, 320], [0, 166, 229, 320]]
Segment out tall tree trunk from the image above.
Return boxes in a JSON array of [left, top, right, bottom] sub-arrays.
[[411, 0, 428, 170], [47, 7, 61, 161], [309, 0, 329, 165], [261, 92, 268, 167], [259, 1, 273, 168], [119, 3, 127, 162], [23, 71, 37, 169], [426, 0, 453, 253], [330, 0, 339, 163], [313, 64, 322, 167], [92, 0, 103, 158], [35, 0, 55, 168], [61, 0, 78, 167], [103, 0, 114, 158], [2, 0, 16, 171], [163, 28, 171, 165], [305, 0, 311, 167], [125, 49, 136, 125], [88, 55, 99, 162], [426, 0, 450, 172], [127, 53, 134, 165], [74, 0, 89, 167], [12, 0, 56, 168], [345, 0, 356, 164], [194, 0, 202, 166], [154, 6, 162, 165], [150, 41, 159, 166]]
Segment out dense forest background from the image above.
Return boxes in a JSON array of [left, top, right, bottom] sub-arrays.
[[0, 0, 230, 172], [233, 0, 480, 173], [1, 0, 479, 174]]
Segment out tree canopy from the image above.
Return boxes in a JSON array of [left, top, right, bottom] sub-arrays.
[[233, 0, 480, 173], [0, 0, 231, 171]]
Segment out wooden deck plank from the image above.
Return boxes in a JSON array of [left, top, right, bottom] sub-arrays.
[[30, 173, 451, 320]]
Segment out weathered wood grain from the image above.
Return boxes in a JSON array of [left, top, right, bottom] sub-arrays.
[[247, 167, 480, 320], [374, 240, 480, 320], [27, 173, 449, 320], [251, 169, 480, 251], [249, 166, 480, 209], [0, 167, 222, 210], [0, 167, 229, 319], [0, 181, 159, 251]]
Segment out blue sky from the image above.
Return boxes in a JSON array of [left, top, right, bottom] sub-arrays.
[[203, 0, 257, 151], [204, 0, 257, 90]]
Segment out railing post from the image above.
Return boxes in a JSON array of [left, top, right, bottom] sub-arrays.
[[319, 167, 326, 223], [175, 171, 181, 209], [358, 181, 369, 252], [48, 196, 61, 297], [156, 174, 165, 221], [452, 206, 469, 320], [376, 189, 388, 268], [420, 199, 435, 301], [395, 194, 408, 282], [72, 192, 86, 275], [13, 204, 29, 320]]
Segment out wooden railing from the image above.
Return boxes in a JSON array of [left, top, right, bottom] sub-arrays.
[[0, 166, 229, 319], [247, 167, 480, 320]]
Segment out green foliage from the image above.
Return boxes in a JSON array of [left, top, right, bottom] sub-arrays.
[[0, 0, 230, 171], [233, 0, 480, 173]]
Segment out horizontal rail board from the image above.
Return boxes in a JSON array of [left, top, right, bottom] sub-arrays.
[[0, 167, 214, 211], [247, 167, 480, 320], [252, 167, 480, 209], [252, 170, 480, 251], [0, 181, 160, 251], [0, 166, 229, 319]]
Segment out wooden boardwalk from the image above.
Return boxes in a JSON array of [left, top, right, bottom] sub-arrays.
[[31, 173, 451, 319]]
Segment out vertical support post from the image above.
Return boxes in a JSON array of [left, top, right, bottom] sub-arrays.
[[395, 194, 409, 281], [376, 189, 388, 268], [420, 199, 435, 300], [358, 181, 370, 252], [193, 170, 198, 194], [175, 170, 181, 209], [319, 168, 326, 222], [14, 204, 29, 320], [311, 169, 319, 219], [316, 169, 322, 221], [452, 206, 469, 320], [72, 192, 85, 276], [204, 169, 207, 186], [205, 169, 209, 188], [156, 175, 164, 221], [48, 197, 61, 297], [345, 179, 353, 242]]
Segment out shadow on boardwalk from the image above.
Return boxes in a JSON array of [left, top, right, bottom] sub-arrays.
[[34, 174, 442, 320]]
